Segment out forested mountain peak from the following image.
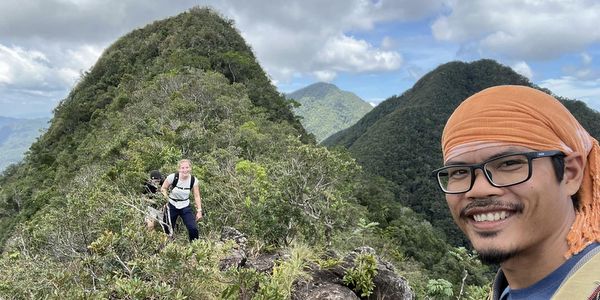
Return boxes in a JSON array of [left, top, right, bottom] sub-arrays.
[[0, 7, 488, 298], [40, 7, 308, 157], [287, 82, 372, 142], [289, 82, 341, 99], [324, 59, 600, 246]]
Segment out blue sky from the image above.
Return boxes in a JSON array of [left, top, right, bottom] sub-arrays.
[[1, 0, 599, 118]]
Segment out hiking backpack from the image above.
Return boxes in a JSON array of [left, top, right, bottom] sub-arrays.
[[170, 173, 195, 191]]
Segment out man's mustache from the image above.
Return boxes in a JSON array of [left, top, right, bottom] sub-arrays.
[[460, 198, 524, 217]]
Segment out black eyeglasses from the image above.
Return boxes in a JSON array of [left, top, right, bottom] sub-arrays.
[[431, 150, 565, 194]]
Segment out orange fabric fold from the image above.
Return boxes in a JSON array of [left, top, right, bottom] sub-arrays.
[[441, 85, 600, 257]]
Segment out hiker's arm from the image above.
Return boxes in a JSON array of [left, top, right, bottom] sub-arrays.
[[160, 178, 170, 200], [193, 183, 202, 220]]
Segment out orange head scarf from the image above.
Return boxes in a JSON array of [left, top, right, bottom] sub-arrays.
[[441, 85, 600, 257]]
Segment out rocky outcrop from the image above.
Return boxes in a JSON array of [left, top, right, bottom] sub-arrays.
[[218, 227, 413, 299], [293, 246, 414, 300], [301, 283, 360, 300], [218, 226, 247, 270]]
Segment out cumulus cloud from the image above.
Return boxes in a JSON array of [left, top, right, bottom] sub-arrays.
[[0, 0, 193, 44], [215, 0, 435, 82], [0, 43, 101, 91], [315, 35, 402, 73], [0, 45, 53, 89], [0, 42, 105, 118], [511, 61, 533, 80], [431, 0, 600, 60], [540, 76, 600, 112], [0, 0, 443, 116], [313, 70, 337, 82]]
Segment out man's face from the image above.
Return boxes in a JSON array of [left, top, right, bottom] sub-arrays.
[[444, 145, 575, 264]]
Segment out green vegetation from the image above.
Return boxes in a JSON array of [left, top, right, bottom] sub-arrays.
[[343, 253, 378, 297], [426, 278, 454, 299], [0, 8, 495, 299], [0, 117, 49, 172], [287, 82, 372, 142]]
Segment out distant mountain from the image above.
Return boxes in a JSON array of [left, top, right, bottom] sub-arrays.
[[323, 59, 600, 245], [287, 82, 372, 142], [0, 116, 48, 172]]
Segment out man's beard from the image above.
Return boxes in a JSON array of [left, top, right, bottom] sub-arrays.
[[477, 248, 519, 265]]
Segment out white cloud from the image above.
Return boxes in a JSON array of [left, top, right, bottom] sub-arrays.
[[431, 0, 600, 60], [65, 45, 103, 70], [314, 70, 337, 82], [218, 0, 421, 82], [0, 0, 194, 44], [0, 45, 51, 88], [315, 35, 402, 73], [540, 76, 600, 112], [511, 61, 533, 80], [0, 43, 102, 91]]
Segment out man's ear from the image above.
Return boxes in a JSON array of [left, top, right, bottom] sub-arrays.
[[564, 152, 584, 196]]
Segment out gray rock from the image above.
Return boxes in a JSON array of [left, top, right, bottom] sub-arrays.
[[220, 226, 248, 247], [301, 283, 360, 300], [218, 226, 248, 270], [292, 246, 414, 300], [245, 252, 282, 273]]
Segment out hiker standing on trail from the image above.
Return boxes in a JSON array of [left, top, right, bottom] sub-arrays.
[[161, 159, 203, 241], [143, 170, 166, 231], [431, 85, 600, 299]]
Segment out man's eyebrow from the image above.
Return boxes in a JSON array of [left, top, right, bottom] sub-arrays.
[[444, 149, 526, 166]]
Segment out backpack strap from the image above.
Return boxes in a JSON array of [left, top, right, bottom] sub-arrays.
[[170, 173, 194, 190], [171, 173, 179, 190], [551, 246, 600, 300]]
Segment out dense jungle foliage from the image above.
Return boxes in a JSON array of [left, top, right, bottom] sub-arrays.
[[0, 7, 492, 299], [286, 82, 372, 142], [324, 59, 600, 246]]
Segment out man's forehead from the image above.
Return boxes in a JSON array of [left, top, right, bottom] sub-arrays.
[[445, 144, 533, 165]]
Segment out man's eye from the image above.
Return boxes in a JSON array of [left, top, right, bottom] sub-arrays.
[[449, 168, 469, 179], [497, 159, 527, 170]]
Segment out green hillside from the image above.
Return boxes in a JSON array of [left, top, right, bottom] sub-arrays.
[[0, 8, 489, 299], [324, 59, 600, 246], [287, 82, 372, 142], [0, 117, 49, 172]]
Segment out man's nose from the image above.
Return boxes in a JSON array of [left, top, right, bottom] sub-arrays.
[[465, 169, 502, 198]]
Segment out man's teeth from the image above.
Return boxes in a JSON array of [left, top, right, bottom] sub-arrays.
[[473, 211, 509, 222]]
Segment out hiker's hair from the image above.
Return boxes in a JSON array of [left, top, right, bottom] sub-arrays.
[[178, 159, 192, 168]]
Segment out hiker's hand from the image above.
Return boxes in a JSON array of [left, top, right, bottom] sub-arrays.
[[196, 210, 203, 221]]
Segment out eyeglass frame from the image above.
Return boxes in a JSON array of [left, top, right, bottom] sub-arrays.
[[431, 150, 565, 194]]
